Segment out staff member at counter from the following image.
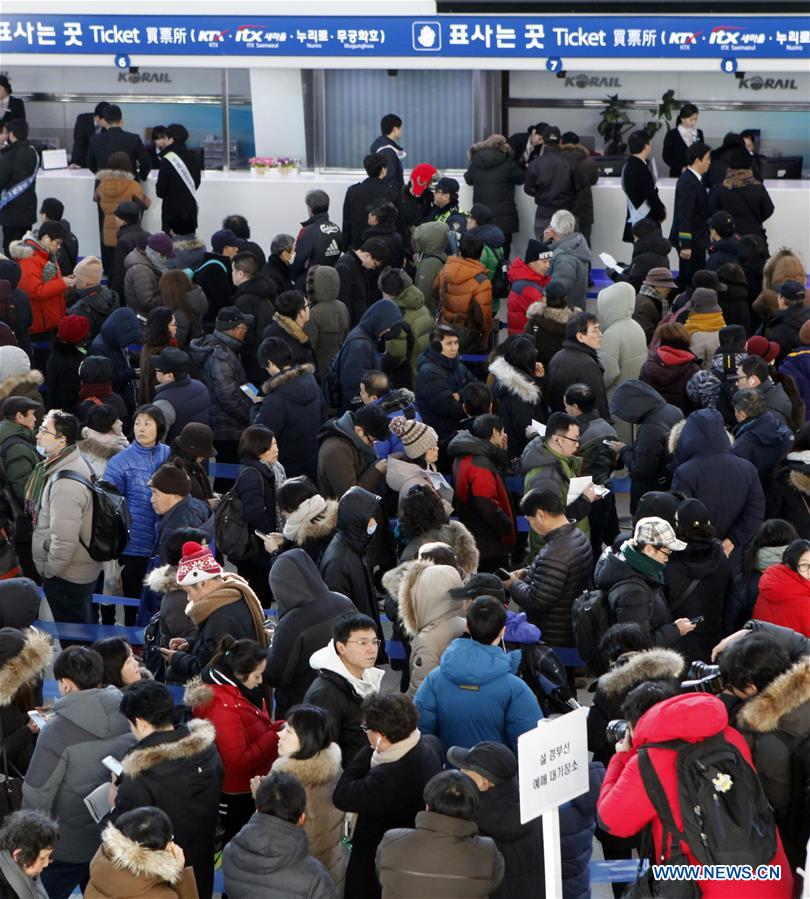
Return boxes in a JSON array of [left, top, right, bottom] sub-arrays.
[[0, 76, 25, 126], [662, 103, 705, 178]]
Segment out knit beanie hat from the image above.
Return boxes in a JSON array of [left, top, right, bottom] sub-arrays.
[[57, 314, 91, 345], [306, 265, 340, 305], [718, 324, 747, 351], [409, 163, 438, 197], [0, 346, 31, 382], [149, 458, 191, 497], [176, 541, 223, 586], [73, 256, 103, 289], [378, 267, 413, 298], [84, 403, 118, 434], [389, 416, 438, 459]]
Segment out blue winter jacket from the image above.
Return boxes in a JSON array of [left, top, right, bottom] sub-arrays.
[[415, 347, 475, 443], [670, 408, 765, 549], [414, 636, 541, 753], [152, 373, 211, 444], [89, 307, 142, 417], [104, 440, 171, 557]]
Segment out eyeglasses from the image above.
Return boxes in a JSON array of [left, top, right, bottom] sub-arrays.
[[654, 546, 672, 558], [346, 638, 382, 648], [38, 427, 57, 437], [797, 563, 810, 574], [360, 724, 372, 733], [557, 434, 580, 445]]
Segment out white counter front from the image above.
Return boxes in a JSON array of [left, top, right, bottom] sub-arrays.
[[34, 168, 810, 271]]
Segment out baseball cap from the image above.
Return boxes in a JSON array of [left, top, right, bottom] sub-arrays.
[[211, 228, 247, 255], [449, 572, 506, 606], [447, 742, 517, 784], [775, 280, 806, 303], [542, 126, 561, 144], [434, 176, 460, 195], [215, 306, 254, 331], [675, 498, 712, 532], [709, 211, 735, 238], [152, 347, 190, 375], [633, 516, 687, 551]]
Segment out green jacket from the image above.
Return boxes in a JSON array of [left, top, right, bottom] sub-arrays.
[[386, 284, 435, 378], [0, 418, 39, 506], [481, 244, 504, 282]]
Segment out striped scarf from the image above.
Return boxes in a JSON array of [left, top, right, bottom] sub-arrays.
[[24, 444, 75, 519]]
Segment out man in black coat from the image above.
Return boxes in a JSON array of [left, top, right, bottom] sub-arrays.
[[669, 142, 712, 288], [547, 312, 610, 419], [369, 113, 406, 192], [290, 190, 343, 290], [114, 682, 223, 899], [265, 549, 355, 718], [507, 488, 593, 648], [0, 119, 39, 254], [155, 123, 201, 233], [507, 123, 545, 169], [151, 347, 211, 443], [621, 130, 667, 243], [303, 611, 385, 767], [523, 126, 576, 237], [343, 153, 400, 250], [232, 251, 278, 383], [87, 104, 151, 180], [69, 102, 108, 168], [414, 326, 475, 444], [263, 234, 295, 296], [0, 76, 25, 125], [335, 238, 389, 327], [763, 280, 810, 363]]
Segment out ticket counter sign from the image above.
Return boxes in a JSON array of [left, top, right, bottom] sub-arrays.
[[1, 15, 808, 59], [518, 706, 589, 824]]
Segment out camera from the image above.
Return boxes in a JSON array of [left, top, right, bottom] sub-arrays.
[[681, 661, 725, 695], [605, 719, 629, 746]]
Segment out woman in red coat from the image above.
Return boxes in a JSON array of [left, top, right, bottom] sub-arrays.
[[184, 635, 283, 842], [753, 539, 810, 637], [598, 691, 792, 898]]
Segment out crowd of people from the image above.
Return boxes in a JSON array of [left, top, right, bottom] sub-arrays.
[[0, 99, 807, 898]]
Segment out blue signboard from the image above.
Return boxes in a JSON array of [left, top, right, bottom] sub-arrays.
[[0, 14, 808, 58]]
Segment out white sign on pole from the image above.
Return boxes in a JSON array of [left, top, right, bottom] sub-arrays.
[[518, 706, 589, 824]]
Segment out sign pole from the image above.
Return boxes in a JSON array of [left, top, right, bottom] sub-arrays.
[[542, 805, 564, 899]]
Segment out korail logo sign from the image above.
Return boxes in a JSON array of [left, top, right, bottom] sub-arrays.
[[737, 75, 799, 90], [564, 74, 622, 88]]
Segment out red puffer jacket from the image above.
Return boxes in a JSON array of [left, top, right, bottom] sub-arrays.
[[597, 694, 792, 898], [753, 563, 810, 636], [11, 238, 67, 334], [506, 258, 549, 335], [185, 670, 283, 794]]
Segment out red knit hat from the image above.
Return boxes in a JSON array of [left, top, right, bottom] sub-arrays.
[[176, 541, 223, 586], [409, 163, 438, 197], [57, 314, 90, 345]]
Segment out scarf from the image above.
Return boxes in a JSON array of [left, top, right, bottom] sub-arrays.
[[685, 312, 725, 334], [544, 441, 583, 479], [371, 729, 421, 768], [145, 246, 171, 273], [41, 255, 58, 283], [260, 459, 287, 528], [0, 851, 48, 899], [621, 540, 666, 584], [283, 494, 328, 541], [79, 381, 114, 401], [273, 313, 309, 344], [677, 123, 698, 146], [755, 545, 787, 573], [24, 444, 75, 516], [185, 575, 268, 648], [722, 167, 760, 190]]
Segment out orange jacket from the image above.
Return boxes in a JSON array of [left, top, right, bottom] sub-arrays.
[[437, 255, 493, 352], [94, 169, 150, 247], [11, 237, 67, 334]]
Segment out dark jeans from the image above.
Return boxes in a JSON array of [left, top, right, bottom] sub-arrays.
[[1, 225, 30, 256], [40, 859, 90, 899], [220, 791, 256, 845], [589, 493, 619, 569], [101, 553, 146, 625], [15, 540, 40, 584], [43, 576, 95, 624]]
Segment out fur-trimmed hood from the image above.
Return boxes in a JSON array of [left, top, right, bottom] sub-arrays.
[[789, 469, 810, 498], [597, 648, 685, 698], [97, 821, 184, 884], [489, 355, 542, 404], [182, 677, 213, 712], [171, 237, 205, 252], [121, 718, 216, 779], [262, 363, 316, 394], [736, 657, 810, 734], [667, 418, 686, 455], [144, 563, 181, 595], [285, 498, 338, 545], [0, 369, 43, 401], [0, 627, 53, 706], [271, 741, 342, 787], [96, 168, 136, 183], [77, 435, 127, 461], [763, 248, 805, 291], [526, 301, 575, 324], [469, 133, 512, 158], [8, 240, 36, 260], [397, 559, 465, 637]]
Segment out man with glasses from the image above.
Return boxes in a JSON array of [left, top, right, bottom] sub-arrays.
[[304, 612, 385, 767], [30, 411, 102, 625], [547, 311, 610, 419]]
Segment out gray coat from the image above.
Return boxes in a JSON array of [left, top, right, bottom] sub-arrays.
[[32, 447, 103, 585], [550, 232, 591, 310], [22, 687, 135, 863], [123, 248, 164, 316]]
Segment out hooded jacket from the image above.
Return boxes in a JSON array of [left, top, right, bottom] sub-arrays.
[[464, 136, 524, 234], [22, 686, 135, 862], [263, 313, 318, 374], [706, 235, 743, 272], [765, 452, 810, 539], [123, 248, 164, 316], [0, 417, 40, 508], [68, 283, 121, 341], [317, 410, 384, 499], [385, 282, 433, 379], [305, 265, 350, 377], [598, 694, 792, 899], [670, 410, 765, 547], [524, 147, 576, 216], [93, 169, 149, 247], [732, 411, 793, 486], [0, 257, 33, 357], [437, 255, 493, 353], [222, 811, 337, 899], [547, 339, 610, 419], [524, 302, 574, 374], [610, 380, 683, 511], [621, 233, 673, 292], [90, 307, 141, 414], [110, 720, 222, 899], [152, 373, 210, 444], [414, 346, 474, 442], [278, 496, 338, 567], [488, 355, 545, 456], [639, 344, 701, 415], [333, 299, 404, 412], [414, 637, 541, 753], [506, 258, 549, 335], [10, 238, 66, 335], [396, 562, 466, 698], [597, 282, 647, 399], [521, 437, 592, 526], [171, 233, 206, 273], [110, 222, 150, 298], [303, 640, 385, 768], [253, 364, 323, 480], [412, 221, 449, 315], [189, 330, 251, 440], [319, 486, 383, 631], [550, 232, 591, 309], [765, 303, 810, 364], [447, 430, 516, 560], [265, 549, 355, 717], [753, 563, 810, 636]]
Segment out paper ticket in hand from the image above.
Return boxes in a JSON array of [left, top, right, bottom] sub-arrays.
[[567, 476, 593, 503], [599, 252, 626, 272], [530, 419, 546, 437]]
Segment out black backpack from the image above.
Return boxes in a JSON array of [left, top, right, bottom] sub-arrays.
[[214, 467, 263, 562], [55, 470, 131, 562], [571, 588, 613, 675], [638, 734, 777, 868]]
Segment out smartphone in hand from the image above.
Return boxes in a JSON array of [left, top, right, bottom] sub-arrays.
[[494, 568, 511, 581]]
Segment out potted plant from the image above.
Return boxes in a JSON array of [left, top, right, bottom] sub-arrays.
[[249, 156, 275, 174], [597, 94, 634, 156], [277, 157, 300, 175], [644, 89, 677, 140]]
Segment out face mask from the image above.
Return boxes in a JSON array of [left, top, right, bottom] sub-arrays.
[[366, 522, 378, 536], [36, 445, 47, 456]]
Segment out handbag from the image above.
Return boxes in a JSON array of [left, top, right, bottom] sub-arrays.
[[0, 718, 24, 822]]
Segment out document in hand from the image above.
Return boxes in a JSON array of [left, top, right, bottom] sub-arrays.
[[599, 252, 626, 273], [567, 476, 593, 504], [530, 419, 546, 438], [84, 782, 113, 824]]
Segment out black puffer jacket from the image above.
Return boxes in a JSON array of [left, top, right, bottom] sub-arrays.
[[233, 274, 278, 383], [765, 456, 810, 539], [610, 380, 683, 512], [709, 173, 774, 240], [45, 340, 85, 413], [716, 267, 752, 334], [620, 233, 673, 292], [188, 330, 251, 440], [68, 284, 120, 341], [594, 549, 680, 647], [663, 539, 731, 664], [265, 549, 355, 718], [508, 521, 592, 646], [464, 138, 524, 235], [488, 355, 546, 457]]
